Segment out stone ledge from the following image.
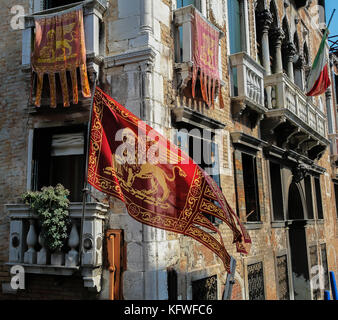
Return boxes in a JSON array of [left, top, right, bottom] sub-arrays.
[[5, 263, 79, 276], [243, 221, 263, 230]]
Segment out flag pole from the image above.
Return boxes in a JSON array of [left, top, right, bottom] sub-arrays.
[[327, 9, 336, 30], [79, 71, 97, 266]]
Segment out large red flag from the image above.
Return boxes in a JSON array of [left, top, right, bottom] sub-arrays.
[[88, 88, 251, 272]]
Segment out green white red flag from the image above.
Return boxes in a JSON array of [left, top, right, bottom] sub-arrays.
[[306, 29, 331, 96]]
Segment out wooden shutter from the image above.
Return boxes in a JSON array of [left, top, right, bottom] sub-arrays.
[[106, 230, 124, 300]]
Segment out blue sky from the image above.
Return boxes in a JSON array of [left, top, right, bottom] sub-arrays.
[[326, 0, 338, 36]]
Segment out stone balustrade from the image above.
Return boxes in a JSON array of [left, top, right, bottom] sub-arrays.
[[6, 202, 108, 291], [264, 72, 327, 139], [229, 52, 266, 114]]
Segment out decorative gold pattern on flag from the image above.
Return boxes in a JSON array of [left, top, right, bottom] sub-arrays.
[[88, 88, 251, 272], [31, 7, 90, 107]]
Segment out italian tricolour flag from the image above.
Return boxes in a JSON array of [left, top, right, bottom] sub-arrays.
[[306, 29, 331, 96]]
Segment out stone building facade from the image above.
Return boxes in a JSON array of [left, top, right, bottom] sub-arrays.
[[0, 0, 337, 300]]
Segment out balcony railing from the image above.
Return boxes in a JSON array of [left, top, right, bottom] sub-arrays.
[[264, 72, 327, 139], [229, 52, 266, 114], [6, 202, 108, 291], [21, 0, 107, 70]]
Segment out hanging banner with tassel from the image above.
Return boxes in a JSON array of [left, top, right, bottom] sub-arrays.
[[31, 5, 91, 108], [192, 9, 221, 108]]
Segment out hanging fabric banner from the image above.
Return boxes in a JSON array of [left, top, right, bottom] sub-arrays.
[[31, 5, 91, 108], [88, 88, 251, 273], [192, 9, 220, 108]]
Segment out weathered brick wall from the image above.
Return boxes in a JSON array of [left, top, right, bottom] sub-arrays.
[[0, 1, 97, 299], [0, 1, 30, 294]]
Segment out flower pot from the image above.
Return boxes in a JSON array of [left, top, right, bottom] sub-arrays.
[[51, 251, 65, 266]]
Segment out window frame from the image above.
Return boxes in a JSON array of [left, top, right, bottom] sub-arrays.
[[175, 127, 222, 224], [32, 124, 87, 202], [176, 0, 201, 11], [241, 151, 261, 222], [269, 160, 285, 222], [314, 176, 324, 220]]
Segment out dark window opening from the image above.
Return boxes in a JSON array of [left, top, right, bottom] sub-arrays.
[[314, 177, 323, 219], [242, 153, 260, 222], [288, 182, 304, 220], [334, 183, 338, 218], [32, 125, 86, 202], [44, 0, 80, 9], [305, 176, 314, 219], [269, 161, 284, 221], [167, 268, 178, 300]]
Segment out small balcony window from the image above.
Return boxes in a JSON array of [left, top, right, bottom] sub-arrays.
[[32, 126, 86, 202]]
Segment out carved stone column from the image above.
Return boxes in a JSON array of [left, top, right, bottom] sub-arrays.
[[140, 0, 153, 34], [284, 42, 297, 81], [326, 88, 335, 134], [295, 54, 305, 90], [271, 28, 285, 74], [256, 10, 273, 109], [257, 10, 273, 75]]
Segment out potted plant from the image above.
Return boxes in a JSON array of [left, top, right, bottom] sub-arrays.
[[22, 184, 71, 266]]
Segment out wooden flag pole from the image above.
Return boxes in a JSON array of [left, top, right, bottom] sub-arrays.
[[79, 71, 98, 266]]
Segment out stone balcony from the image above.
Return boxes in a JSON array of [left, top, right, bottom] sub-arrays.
[[261, 72, 329, 160], [6, 202, 108, 292], [229, 52, 266, 122], [173, 5, 224, 98]]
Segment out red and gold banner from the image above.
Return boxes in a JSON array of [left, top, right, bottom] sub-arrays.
[[31, 6, 90, 108], [88, 88, 251, 272], [192, 9, 220, 108]]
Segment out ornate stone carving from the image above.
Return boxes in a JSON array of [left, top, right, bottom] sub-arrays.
[[271, 28, 285, 46], [283, 42, 297, 61], [292, 163, 310, 183], [256, 10, 273, 33]]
